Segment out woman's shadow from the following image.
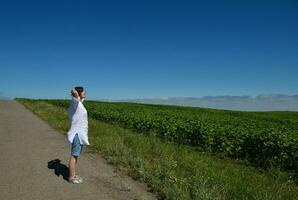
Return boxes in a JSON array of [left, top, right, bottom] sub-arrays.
[[48, 159, 69, 182]]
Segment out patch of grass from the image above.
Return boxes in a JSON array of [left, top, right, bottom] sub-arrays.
[[16, 98, 298, 200]]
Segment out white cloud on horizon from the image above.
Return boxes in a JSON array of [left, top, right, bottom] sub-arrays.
[[111, 94, 298, 112]]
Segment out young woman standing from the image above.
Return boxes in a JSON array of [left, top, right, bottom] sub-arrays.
[[67, 87, 90, 184]]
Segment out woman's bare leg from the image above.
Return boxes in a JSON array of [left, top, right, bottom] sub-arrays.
[[68, 155, 76, 180]]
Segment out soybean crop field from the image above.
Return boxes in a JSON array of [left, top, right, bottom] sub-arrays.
[[26, 98, 298, 174]]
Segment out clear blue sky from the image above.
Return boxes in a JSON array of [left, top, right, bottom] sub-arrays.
[[1, 0, 297, 100]]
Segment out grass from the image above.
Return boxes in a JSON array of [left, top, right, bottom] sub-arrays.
[[16, 98, 298, 200]]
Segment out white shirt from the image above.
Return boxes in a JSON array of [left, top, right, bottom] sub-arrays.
[[67, 96, 90, 145]]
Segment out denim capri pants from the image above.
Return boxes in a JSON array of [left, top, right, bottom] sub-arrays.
[[71, 133, 83, 157]]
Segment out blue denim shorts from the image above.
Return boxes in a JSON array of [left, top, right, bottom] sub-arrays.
[[71, 133, 83, 157]]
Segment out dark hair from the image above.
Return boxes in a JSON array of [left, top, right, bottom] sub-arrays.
[[74, 86, 84, 95]]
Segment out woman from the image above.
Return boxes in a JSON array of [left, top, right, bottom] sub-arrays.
[[67, 86, 90, 184]]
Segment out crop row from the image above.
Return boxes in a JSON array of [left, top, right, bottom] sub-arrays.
[[40, 99, 298, 173]]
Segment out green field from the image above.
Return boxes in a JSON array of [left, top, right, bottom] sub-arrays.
[[16, 98, 298, 200], [41, 98, 298, 172]]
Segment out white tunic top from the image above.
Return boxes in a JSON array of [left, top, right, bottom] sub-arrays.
[[67, 96, 90, 145]]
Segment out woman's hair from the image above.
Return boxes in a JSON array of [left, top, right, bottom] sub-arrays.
[[74, 86, 84, 96]]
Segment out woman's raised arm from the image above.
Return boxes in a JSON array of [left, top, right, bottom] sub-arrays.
[[71, 88, 80, 102]]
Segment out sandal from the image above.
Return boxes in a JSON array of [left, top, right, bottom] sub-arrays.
[[74, 175, 83, 182], [68, 176, 82, 184]]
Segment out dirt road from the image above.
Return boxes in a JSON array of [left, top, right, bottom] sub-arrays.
[[0, 100, 157, 200]]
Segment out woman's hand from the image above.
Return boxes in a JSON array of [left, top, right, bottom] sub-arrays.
[[71, 88, 79, 98]]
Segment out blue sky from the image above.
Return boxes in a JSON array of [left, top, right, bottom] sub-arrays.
[[1, 0, 297, 100]]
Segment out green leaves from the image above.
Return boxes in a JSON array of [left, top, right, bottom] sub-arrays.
[[44, 99, 298, 174]]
